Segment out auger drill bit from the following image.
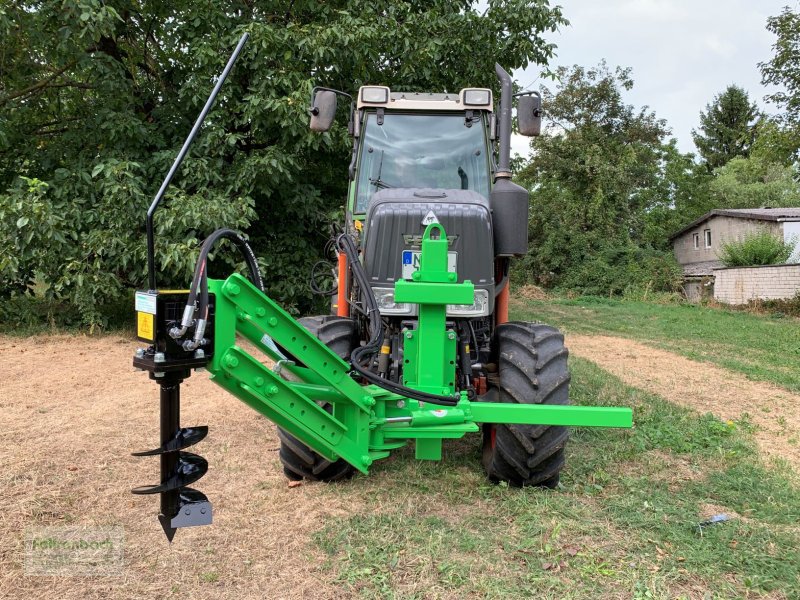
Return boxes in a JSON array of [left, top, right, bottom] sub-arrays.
[[131, 372, 211, 542]]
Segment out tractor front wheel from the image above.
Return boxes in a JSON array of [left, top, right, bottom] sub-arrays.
[[277, 316, 358, 482], [482, 322, 571, 488]]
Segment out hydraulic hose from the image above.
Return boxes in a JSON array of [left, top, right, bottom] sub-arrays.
[[336, 234, 459, 407], [172, 228, 264, 349]]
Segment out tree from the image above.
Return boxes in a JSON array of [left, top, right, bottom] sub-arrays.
[[0, 0, 568, 326], [639, 141, 711, 247], [758, 7, 800, 165], [760, 7, 800, 123], [691, 85, 760, 171], [516, 63, 681, 294], [706, 155, 800, 210]]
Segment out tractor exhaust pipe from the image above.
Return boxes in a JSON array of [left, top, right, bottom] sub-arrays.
[[494, 64, 513, 180], [490, 64, 529, 257]]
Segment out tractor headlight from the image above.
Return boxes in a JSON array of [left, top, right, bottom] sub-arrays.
[[462, 88, 492, 106], [361, 86, 390, 104], [447, 289, 489, 317], [372, 287, 489, 317], [373, 287, 415, 315]]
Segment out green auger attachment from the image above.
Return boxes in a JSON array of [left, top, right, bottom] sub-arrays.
[[132, 219, 632, 541]]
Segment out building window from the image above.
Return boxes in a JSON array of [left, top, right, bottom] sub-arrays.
[[704, 229, 712, 248], [693, 233, 699, 249]]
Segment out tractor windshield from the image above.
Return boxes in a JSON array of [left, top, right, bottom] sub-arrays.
[[354, 112, 490, 213]]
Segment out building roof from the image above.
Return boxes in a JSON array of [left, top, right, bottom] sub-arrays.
[[669, 208, 800, 240], [682, 260, 724, 277]]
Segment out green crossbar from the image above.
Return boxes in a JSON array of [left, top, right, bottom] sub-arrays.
[[470, 403, 633, 428]]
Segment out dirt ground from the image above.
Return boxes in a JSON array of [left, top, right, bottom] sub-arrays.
[[1, 331, 797, 599], [568, 334, 800, 470], [0, 334, 352, 599]]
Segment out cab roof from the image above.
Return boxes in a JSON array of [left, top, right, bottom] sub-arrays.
[[356, 86, 493, 111]]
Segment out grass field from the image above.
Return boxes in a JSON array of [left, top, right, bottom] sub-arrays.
[[3, 296, 800, 598], [312, 359, 800, 598], [511, 294, 800, 393]]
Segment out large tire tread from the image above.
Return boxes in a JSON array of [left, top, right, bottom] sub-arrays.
[[484, 321, 571, 488]]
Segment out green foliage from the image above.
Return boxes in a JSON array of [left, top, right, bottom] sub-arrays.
[[555, 244, 683, 297], [717, 229, 795, 267], [760, 7, 800, 124], [516, 63, 676, 294], [750, 117, 800, 166], [691, 85, 760, 171], [639, 141, 712, 247], [0, 1, 567, 327], [707, 155, 800, 212]]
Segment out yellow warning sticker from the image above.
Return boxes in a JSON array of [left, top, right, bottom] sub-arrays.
[[137, 311, 154, 341]]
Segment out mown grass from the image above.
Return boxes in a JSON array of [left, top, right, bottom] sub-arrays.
[[510, 294, 800, 393], [311, 358, 800, 599]]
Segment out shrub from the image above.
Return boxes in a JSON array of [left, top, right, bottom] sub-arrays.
[[718, 230, 795, 267], [557, 245, 684, 297]]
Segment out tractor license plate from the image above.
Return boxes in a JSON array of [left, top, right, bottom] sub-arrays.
[[402, 250, 457, 279]]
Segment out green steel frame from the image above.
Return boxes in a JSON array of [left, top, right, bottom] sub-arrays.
[[206, 224, 632, 472]]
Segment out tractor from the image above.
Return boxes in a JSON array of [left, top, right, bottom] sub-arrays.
[[131, 34, 632, 541]]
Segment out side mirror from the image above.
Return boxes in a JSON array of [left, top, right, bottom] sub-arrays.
[[517, 94, 542, 137], [309, 90, 337, 132]]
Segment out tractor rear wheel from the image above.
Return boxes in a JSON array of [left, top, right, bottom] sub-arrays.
[[482, 322, 570, 488], [277, 316, 358, 482]]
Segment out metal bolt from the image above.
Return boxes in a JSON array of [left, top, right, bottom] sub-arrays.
[[266, 385, 279, 396], [225, 355, 239, 369], [267, 317, 278, 327], [135, 348, 145, 359], [396, 400, 406, 409], [194, 348, 205, 359], [406, 331, 413, 339], [200, 508, 207, 515], [412, 272, 421, 281], [448, 273, 456, 281], [228, 283, 241, 296], [254, 376, 265, 387], [361, 455, 373, 467], [154, 352, 165, 363], [255, 307, 266, 317], [362, 395, 375, 407], [448, 332, 456, 340]]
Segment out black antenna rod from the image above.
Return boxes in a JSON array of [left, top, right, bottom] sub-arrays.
[[145, 32, 249, 291]]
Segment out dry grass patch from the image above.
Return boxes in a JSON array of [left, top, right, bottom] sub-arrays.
[[566, 334, 800, 470], [0, 334, 358, 599]]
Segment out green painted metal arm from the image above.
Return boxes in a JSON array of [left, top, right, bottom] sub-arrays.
[[469, 403, 633, 428], [207, 275, 375, 473]]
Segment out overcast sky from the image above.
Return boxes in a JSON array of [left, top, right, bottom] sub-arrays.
[[510, 0, 796, 158]]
